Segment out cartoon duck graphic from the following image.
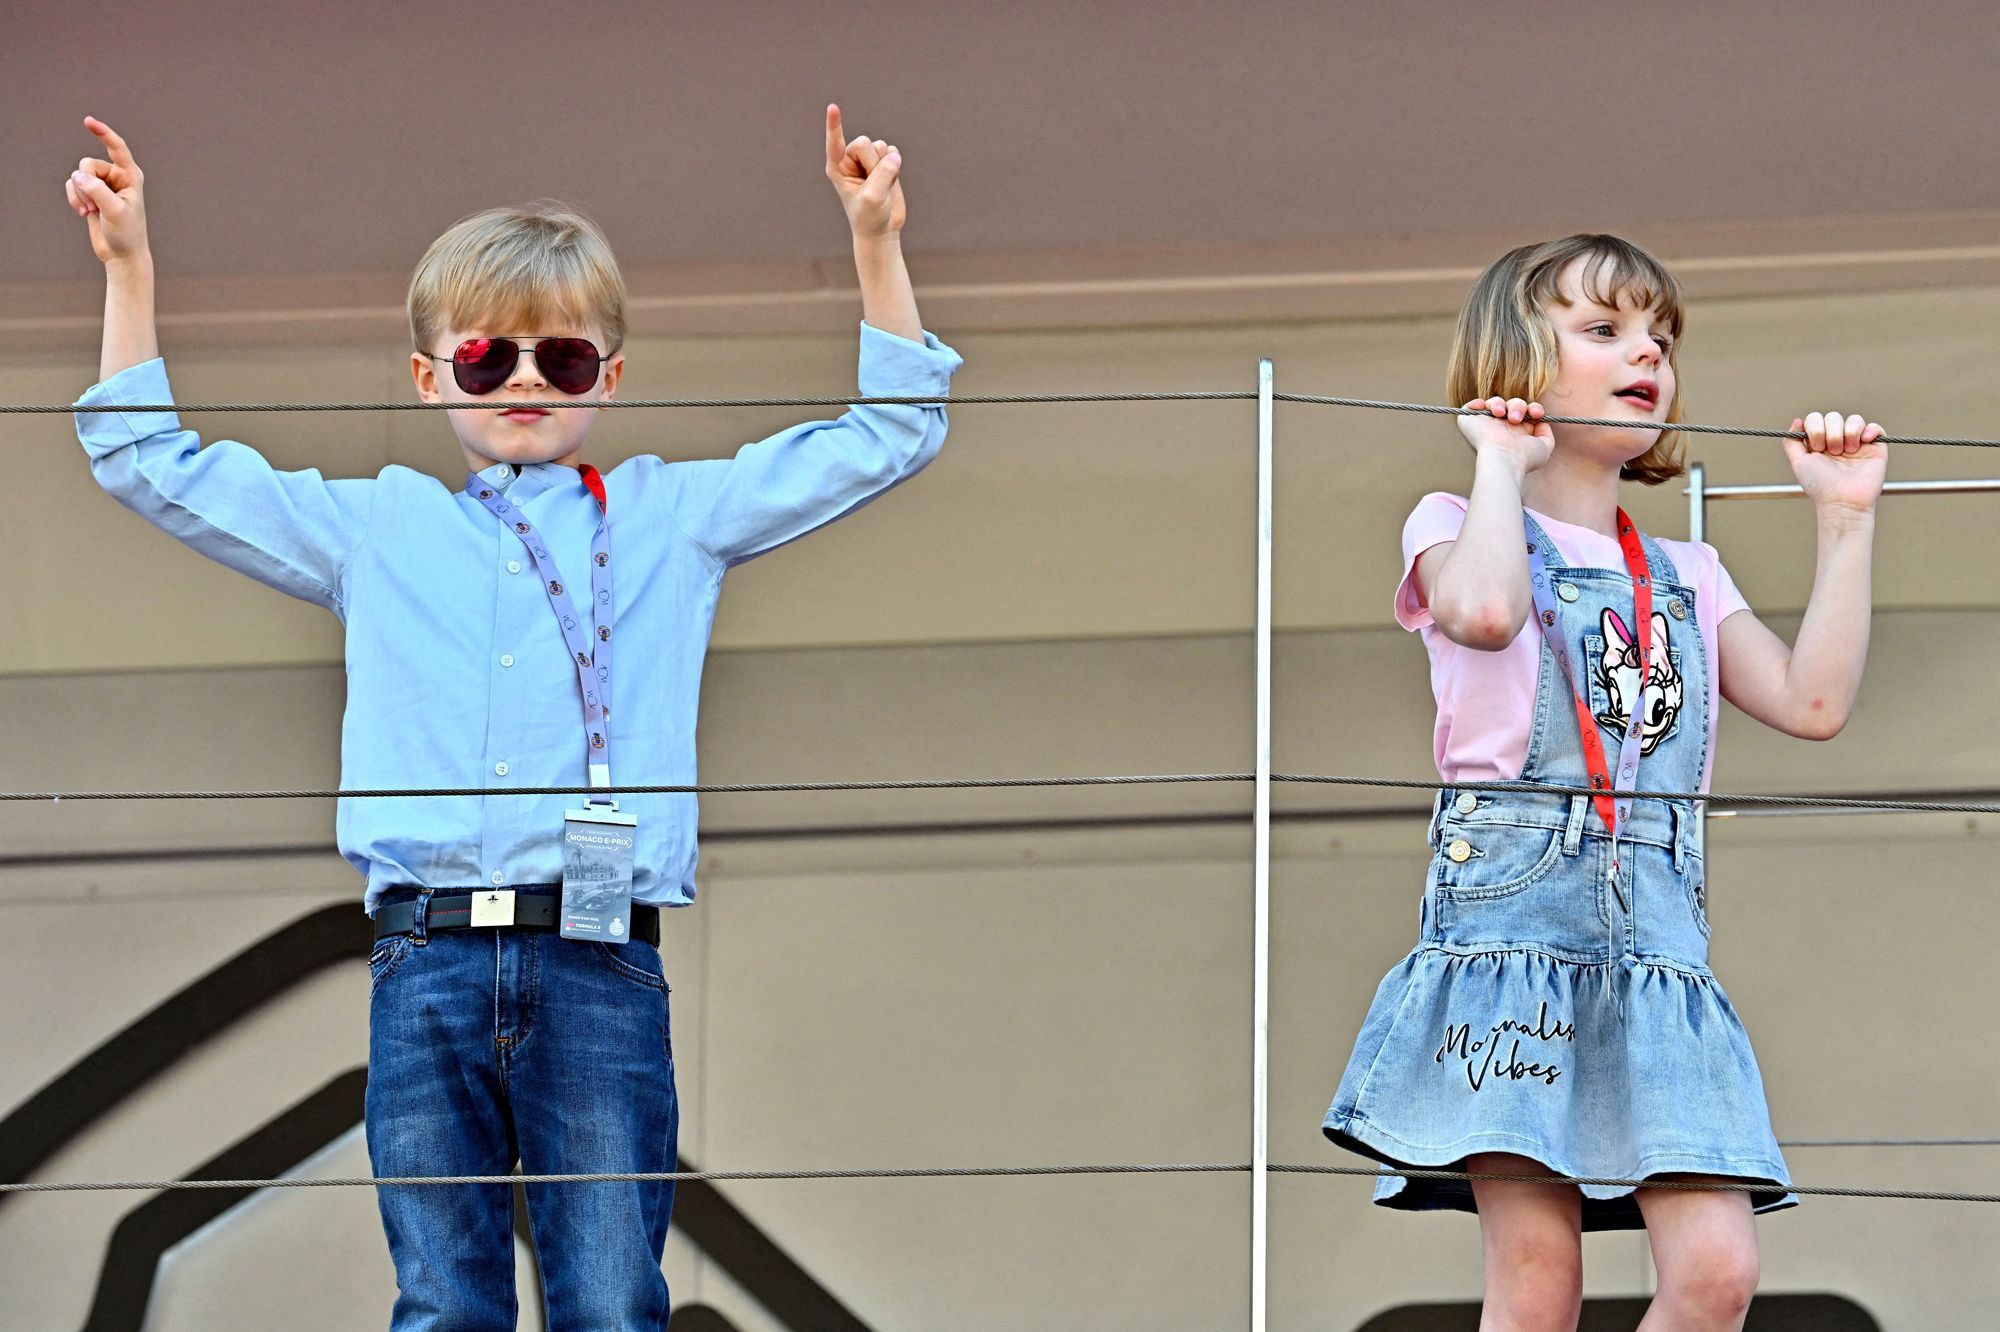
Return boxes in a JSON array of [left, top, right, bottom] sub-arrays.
[[1592, 607, 1683, 755]]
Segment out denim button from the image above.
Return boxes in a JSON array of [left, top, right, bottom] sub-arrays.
[[1556, 583, 1580, 603], [1447, 839, 1473, 864], [1454, 793, 1478, 815], [1669, 598, 1688, 620]]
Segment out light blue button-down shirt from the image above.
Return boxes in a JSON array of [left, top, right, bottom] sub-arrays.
[[75, 323, 963, 913]]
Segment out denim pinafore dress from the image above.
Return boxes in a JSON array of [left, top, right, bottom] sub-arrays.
[[1322, 516, 1795, 1230]]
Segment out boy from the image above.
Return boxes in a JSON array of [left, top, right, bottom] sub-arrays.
[[64, 106, 960, 1329]]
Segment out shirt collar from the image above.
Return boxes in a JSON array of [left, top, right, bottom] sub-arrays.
[[479, 461, 523, 491], [477, 460, 573, 504]]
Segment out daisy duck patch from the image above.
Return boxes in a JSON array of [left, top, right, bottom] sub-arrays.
[[1592, 607, 1683, 755]]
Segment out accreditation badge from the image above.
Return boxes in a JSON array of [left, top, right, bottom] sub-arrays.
[[560, 803, 638, 944]]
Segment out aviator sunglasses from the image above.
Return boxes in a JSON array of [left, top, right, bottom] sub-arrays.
[[425, 336, 613, 396]]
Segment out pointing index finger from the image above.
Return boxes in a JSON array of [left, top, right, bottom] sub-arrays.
[[84, 117, 139, 172], [824, 104, 846, 172]]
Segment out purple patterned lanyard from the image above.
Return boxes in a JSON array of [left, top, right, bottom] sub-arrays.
[[1523, 510, 1654, 890], [468, 466, 616, 805]]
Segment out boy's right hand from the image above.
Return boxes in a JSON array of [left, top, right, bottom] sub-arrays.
[[64, 117, 150, 269], [1456, 396, 1553, 476]]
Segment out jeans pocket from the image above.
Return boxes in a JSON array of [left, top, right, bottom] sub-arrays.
[[581, 942, 674, 1068], [589, 939, 668, 992], [367, 935, 412, 995]]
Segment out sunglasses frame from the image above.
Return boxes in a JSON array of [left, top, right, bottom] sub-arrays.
[[424, 335, 614, 397]]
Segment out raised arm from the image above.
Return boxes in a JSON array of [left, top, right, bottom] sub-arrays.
[[65, 117, 158, 382], [663, 107, 961, 567], [63, 118, 373, 612], [1719, 411, 1886, 740], [1415, 397, 1555, 650], [824, 104, 922, 342]]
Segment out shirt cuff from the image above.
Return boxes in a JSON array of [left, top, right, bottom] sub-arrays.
[[1393, 533, 1455, 631], [74, 358, 184, 455], [856, 322, 963, 397], [1393, 566, 1434, 631]]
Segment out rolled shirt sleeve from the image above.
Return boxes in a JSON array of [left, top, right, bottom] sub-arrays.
[[75, 358, 375, 614], [667, 322, 963, 566]]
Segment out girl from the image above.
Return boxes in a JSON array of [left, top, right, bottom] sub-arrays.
[[1321, 233, 1886, 1331]]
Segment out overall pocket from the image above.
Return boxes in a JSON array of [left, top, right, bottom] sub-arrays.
[[1582, 633, 1686, 756], [1684, 852, 1711, 938], [1435, 822, 1567, 902]]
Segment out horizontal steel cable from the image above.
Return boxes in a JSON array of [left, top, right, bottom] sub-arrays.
[[0, 773, 1247, 802], [8, 772, 2000, 818], [18, 391, 2000, 448], [4, 1162, 1996, 1205], [0, 1164, 1214, 1194], [1272, 774, 2000, 815], [1780, 1138, 2000, 1148], [1275, 393, 2000, 449]]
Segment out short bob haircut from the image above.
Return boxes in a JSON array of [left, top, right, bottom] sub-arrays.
[[407, 202, 627, 357], [1446, 233, 1686, 486]]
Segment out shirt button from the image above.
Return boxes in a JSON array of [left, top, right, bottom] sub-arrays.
[[494, 761, 510, 777], [1447, 839, 1473, 864], [491, 870, 506, 886], [1454, 793, 1478, 815], [507, 560, 522, 574], [499, 654, 515, 668]]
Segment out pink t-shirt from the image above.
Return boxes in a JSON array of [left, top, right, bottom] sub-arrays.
[[1397, 493, 1751, 790]]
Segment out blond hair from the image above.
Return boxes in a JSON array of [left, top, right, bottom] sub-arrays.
[[407, 202, 627, 354], [1446, 233, 1687, 485]]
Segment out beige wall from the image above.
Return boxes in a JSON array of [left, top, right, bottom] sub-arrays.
[[4, 294, 2000, 1328]]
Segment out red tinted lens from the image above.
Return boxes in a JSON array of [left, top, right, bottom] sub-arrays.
[[451, 337, 518, 395], [535, 338, 603, 395]]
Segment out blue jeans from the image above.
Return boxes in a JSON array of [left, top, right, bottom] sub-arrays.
[[365, 889, 679, 1330]]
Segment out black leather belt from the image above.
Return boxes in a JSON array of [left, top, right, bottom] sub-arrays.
[[373, 892, 660, 946]]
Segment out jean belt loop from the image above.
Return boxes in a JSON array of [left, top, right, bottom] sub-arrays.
[[411, 889, 433, 946], [1562, 794, 1587, 856], [1429, 787, 1449, 847], [1670, 804, 1687, 872], [1422, 862, 1439, 940]]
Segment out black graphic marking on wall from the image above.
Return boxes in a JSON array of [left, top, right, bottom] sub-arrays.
[[84, 1069, 370, 1331], [0, 903, 362, 1196], [2, 904, 868, 1330]]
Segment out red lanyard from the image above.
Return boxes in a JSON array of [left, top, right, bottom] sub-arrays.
[[1524, 509, 1654, 848]]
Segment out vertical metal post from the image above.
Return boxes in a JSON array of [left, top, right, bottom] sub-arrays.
[[1687, 461, 1707, 545], [1251, 358, 1274, 1330], [1685, 462, 1707, 863]]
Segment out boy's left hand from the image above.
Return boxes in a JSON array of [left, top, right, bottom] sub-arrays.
[[1785, 411, 1887, 517], [824, 104, 905, 241]]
